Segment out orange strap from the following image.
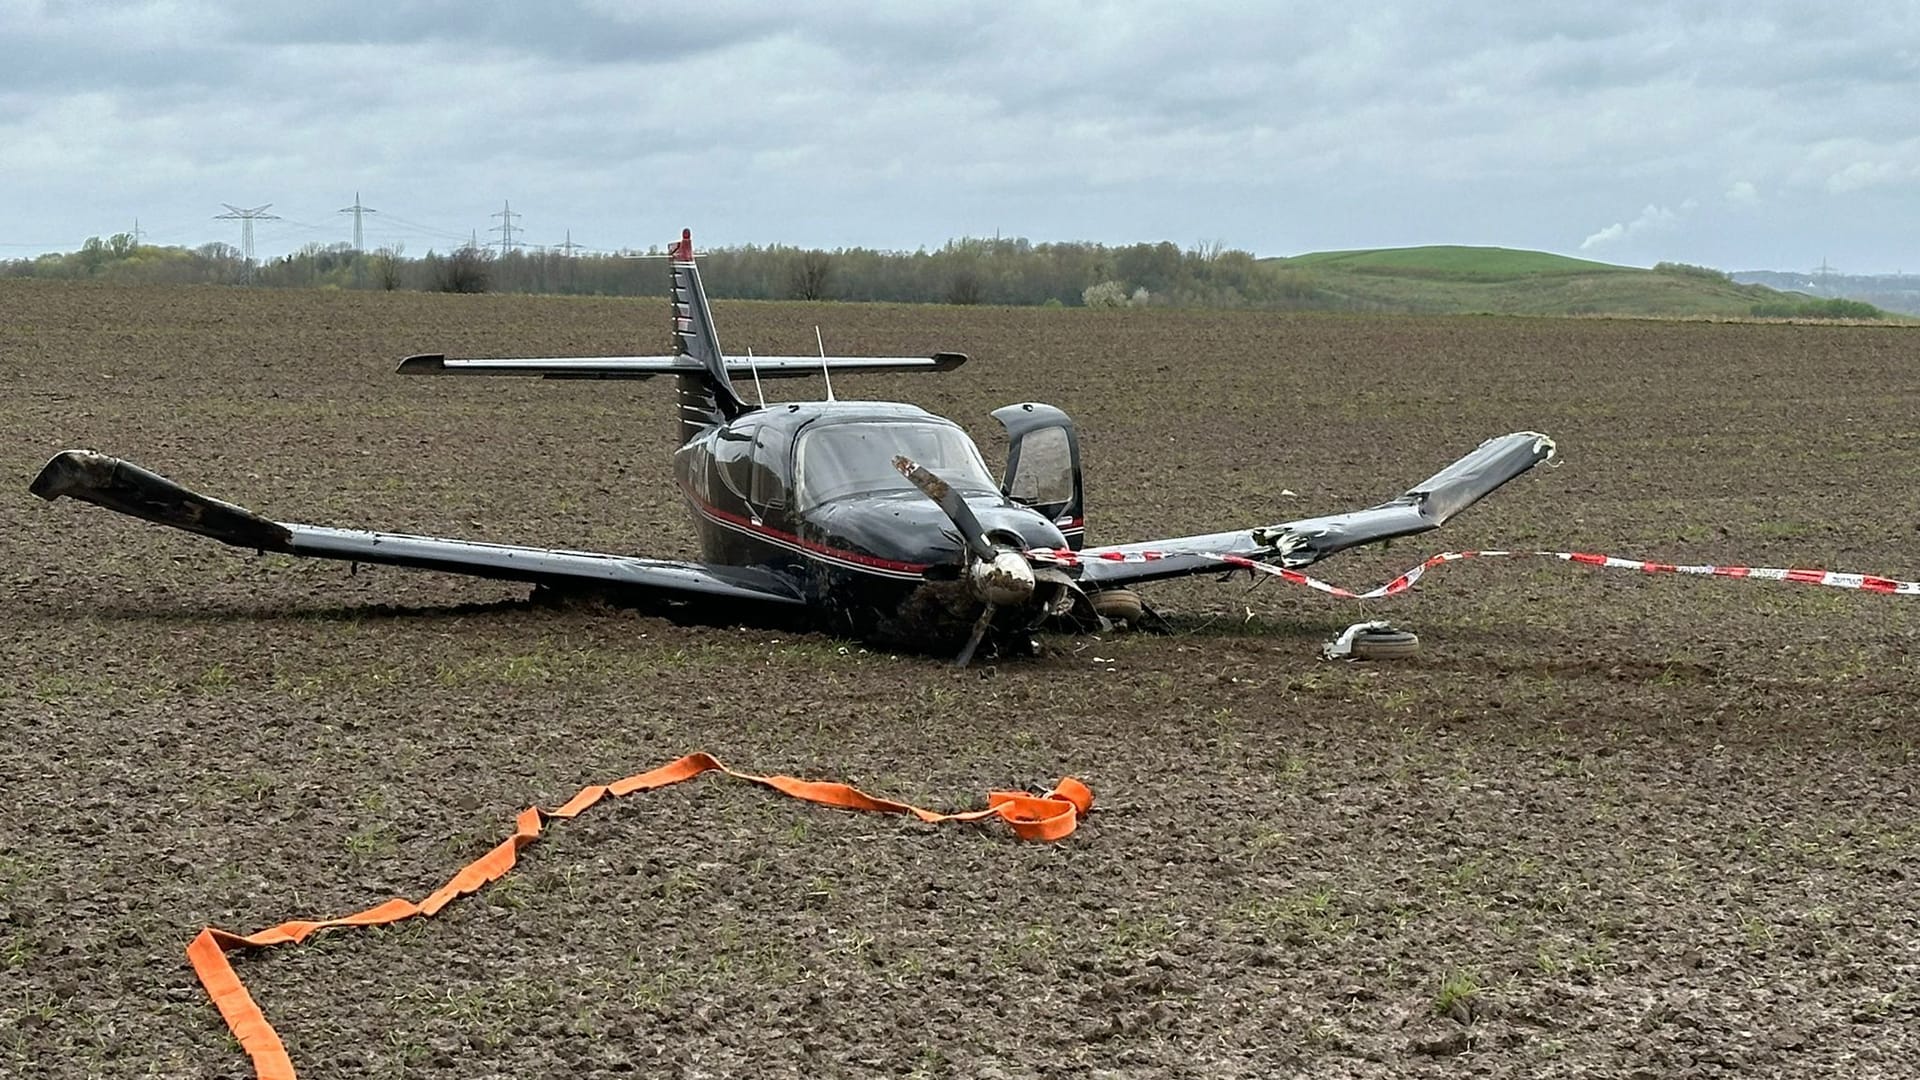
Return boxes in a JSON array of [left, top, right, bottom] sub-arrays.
[[185, 752, 1092, 1080]]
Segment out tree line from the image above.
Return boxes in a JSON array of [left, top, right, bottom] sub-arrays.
[[2, 233, 1344, 310]]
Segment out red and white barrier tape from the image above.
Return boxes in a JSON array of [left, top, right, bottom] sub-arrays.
[[1026, 548, 1920, 600]]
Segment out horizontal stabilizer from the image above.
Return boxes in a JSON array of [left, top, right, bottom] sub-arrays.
[[398, 352, 967, 380]]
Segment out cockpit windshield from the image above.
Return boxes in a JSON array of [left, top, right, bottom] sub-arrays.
[[796, 421, 999, 509]]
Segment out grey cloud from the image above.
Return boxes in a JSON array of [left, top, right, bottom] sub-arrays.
[[2, 1, 1918, 269]]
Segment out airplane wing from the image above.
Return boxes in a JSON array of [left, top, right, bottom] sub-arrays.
[[1060, 432, 1556, 588], [28, 451, 805, 608]]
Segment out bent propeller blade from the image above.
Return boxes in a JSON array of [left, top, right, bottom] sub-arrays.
[[953, 603, 995, 667], [892, 455, 998, 562]]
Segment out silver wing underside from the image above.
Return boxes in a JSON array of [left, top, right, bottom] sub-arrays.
[[1073, 431, 1557, 587]]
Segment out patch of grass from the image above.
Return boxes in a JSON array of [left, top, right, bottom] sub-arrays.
[[27, 672, 119, 704], [237, 771, 278, 805], [2, 931, 35, 971], [1854, 989, 1905, 1022], [341, 822, 398, 859], [1535, 936, 1613, 978], [1101, 913, 1176, 959], [617, 971, 685, 1016], [0, 854, 39, 903], [772, 636, 866, 664], [992, 925, 1062, 974], [484, 872, 534, 911], [1433, 969, 1483, 1019], [1239, 889, 1353, 945]]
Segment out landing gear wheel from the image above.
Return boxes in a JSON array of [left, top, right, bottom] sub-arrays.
[[1090, 588, 1145, 628], [1348, 627, 1420, 660]]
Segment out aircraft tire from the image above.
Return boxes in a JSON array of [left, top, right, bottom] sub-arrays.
[[1348, 627, 1420, 660], [1090, 588, 1146, 627]]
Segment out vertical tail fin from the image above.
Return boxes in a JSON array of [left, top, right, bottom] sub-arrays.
[[669, 228, 749, 442]]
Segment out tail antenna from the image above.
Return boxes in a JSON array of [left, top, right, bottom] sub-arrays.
[[745, 346, 768, 406], [816, 325, 835, 402]]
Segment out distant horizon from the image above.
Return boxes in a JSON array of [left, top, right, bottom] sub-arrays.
[[6, 224, 1913, 280]]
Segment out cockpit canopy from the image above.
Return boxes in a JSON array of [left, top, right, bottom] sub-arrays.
[[797, 420, 999, 509]]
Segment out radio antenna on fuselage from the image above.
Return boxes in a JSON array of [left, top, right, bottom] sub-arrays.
[[815, 326, 836, 402], [745, 346, 768, 407]]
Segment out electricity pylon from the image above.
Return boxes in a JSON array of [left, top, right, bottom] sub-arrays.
[[491, 200, 524, 258], [214, 203, 279, 284], [337, 193, 378, 252]]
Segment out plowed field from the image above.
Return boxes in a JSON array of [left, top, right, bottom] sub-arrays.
[[4, 280, 1918, 1078]]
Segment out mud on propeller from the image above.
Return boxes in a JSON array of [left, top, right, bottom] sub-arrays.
[[893, 454, 1073, 666]]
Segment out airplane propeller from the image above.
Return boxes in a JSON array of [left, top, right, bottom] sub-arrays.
[[893, 455, 1039, 665]]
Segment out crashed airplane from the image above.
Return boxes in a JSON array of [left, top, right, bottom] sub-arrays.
[[31, 229, 1556, 664]]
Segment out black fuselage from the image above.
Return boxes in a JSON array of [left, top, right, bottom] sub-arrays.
[[671, 400, 1072, 645]]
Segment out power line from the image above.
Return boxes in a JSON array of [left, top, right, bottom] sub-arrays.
[[213, 203, 279, 283], [378, 211, 470, 244], [490, 199, 523, 257], [557, 229, 585, 257], [336, 192, 378, 252], [258, 216, 335, 234]]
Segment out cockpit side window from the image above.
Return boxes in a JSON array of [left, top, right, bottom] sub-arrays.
[[713, 422, 758, 502], [750, 426, 789, 509]]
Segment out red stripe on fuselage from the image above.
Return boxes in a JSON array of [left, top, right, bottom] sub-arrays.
[[677, 482, 932, 576]]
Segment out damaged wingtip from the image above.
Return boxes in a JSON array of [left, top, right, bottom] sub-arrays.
[[29, 448, 106, 502], [27, 449, 294, 550], [1524, 431, 1558, 462]]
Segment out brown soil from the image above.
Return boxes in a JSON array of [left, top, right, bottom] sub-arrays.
[[4, 279, 1918, 1078]]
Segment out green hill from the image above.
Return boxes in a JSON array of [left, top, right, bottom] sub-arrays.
[[1262, 245, 1885, 318], [1280, 245, 1626, 280]]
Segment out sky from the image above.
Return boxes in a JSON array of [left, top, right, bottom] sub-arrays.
[[2, 1, 1917, 272]]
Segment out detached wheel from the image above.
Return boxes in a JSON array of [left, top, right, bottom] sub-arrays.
[[1349, 627, 1420, 660], [1090, 588, 1145, 627]]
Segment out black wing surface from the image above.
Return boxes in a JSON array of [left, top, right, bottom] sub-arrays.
[[1071, 432, 1556, 587], [29, 451, 804, 607]]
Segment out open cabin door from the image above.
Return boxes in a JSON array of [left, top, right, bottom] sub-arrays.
[[991, 403, 1085, 550]]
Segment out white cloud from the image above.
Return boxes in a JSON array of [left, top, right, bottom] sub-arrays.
[[1580, 203, 1681, 250], [1580, 222, 1625, 249], [1726, 180, 1760, 206], [1826, 160, 1906, 193]]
